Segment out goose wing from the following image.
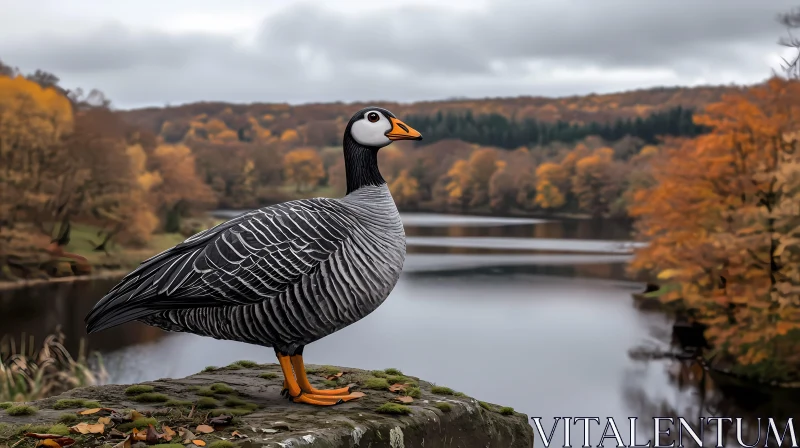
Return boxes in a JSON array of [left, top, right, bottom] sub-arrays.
[[84, 198, 354, 333]]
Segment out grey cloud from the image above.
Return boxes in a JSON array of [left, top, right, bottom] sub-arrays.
[[0, 0, 794, 108]]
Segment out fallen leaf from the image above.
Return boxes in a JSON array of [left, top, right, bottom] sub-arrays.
[[111, 436, 131, 448], [187, 405, 196, 419], [195, 425, 214, 434], [131, 428, 146, 442], [97, 417, 111, 425], [325, 372, 344, 380], [394, 396, 414, 404], [34, 438, 75, 448], [129, 410, 145, 421], [145, 425, 160, 444], [192, 440, 206, 447], [231, 431, 248, 439], [69, 423, 105, 435], [348, 391, 366, 399], [181, 429, 197, 444], [24, 434, 65, 439], [207, 415, 232, 426], [389, 384, 408, 393], [78, 407, 114, 416], [162, 425, 176, 441]]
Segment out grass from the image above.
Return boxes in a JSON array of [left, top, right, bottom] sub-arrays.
[[58, 413, 79, 424], [46, 424, 71, 436], [196, 397, 219, 409], [6, 404, 37, 416], [386, 375, 410, 385], [202, 366, 218, 372], [0, 402, 11, 409], [405, 387, 422, 398], [195, 387, 216, 396], [63, 222, 186, 270], [376, 403, 412, 415], [131, 393, 169, 403], [384, 368, 403, 376], [117, 417, 158, 432], [258, 372, 278, 379], [223, 397, 257, 410], [52, 398, 102, 409], [307, 365, 341, 376], [210, 383, 234, 394], [499, 407, 515, 416], [364, 378, 390, 390], [209, 441, 236, 448], [430, 386, 456, 395], [230, 360, 259, 368], [370, 370, 388, 378], [478, 401, 492, 411], [124, 384, 154, 395], [0, 330, 107, 403], [434, 402, 452, 412]]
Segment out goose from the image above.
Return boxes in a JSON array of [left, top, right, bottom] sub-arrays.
[[84, 107, 422, 406]]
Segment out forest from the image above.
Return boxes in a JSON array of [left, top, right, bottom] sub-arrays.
[[1, 51, 799, 383]]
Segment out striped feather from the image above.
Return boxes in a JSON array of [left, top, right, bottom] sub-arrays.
[[85, 185, 405, 355]]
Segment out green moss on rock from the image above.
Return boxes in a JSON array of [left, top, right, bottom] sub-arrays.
[[131, 393, 169, 403], [376, 402, 412, 415], [499, 407, 515, 416], [52, 398, 101, 409], [124, 384, 155, 395], [6, 405, 38, 416], [364, 377, 390, 390], [117, 417, 158, 432], [209, 383, 234, 394], [431, 386, 456, 395], [434, 402, 452, 412]]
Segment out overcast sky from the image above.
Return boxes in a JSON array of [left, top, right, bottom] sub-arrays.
[[0, 0, 797, 109]]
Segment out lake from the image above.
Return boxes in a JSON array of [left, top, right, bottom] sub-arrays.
[[1, 213, 795, 447]]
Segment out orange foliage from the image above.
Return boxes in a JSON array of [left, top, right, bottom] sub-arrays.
[[282, 148, 325, 192], [630, 78, 800, 375]]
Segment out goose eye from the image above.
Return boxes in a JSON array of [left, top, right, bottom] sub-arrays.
[[367, 112, 379, 123]]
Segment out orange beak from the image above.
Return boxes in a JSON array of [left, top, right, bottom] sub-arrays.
[[386, 117, 422, 141]]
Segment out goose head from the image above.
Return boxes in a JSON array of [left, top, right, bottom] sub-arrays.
[[346, 107, 422, 148], [341, 107, 422, 194]]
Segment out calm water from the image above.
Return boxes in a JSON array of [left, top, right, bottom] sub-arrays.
[[1, 214, 795, 447]]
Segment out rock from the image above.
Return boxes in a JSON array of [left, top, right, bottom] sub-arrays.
[[0, 364, 533, 447]]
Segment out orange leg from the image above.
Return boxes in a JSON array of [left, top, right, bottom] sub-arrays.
[[276, 353, 364, 405], [290, 355, 351, 395]]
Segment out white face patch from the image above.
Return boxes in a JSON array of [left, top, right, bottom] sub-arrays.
[[350, 110, 392, 147]]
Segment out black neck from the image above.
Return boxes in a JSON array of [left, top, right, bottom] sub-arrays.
[[344, 134, 385, 194]]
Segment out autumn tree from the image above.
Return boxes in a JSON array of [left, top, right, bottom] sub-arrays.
[[283, 148, 325, 192], [630, 78, 800, 380], [442, 147, 505, 209], [389, 170, 420, 208], [571, 147, 621, 217], [149, 144, 217, 231], [533, 163, 568, 209]]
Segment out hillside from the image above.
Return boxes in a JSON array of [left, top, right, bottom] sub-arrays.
[[119, 85, 742, 146]]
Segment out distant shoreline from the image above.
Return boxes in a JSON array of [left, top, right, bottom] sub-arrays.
[[0, 269, 129, 292]]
